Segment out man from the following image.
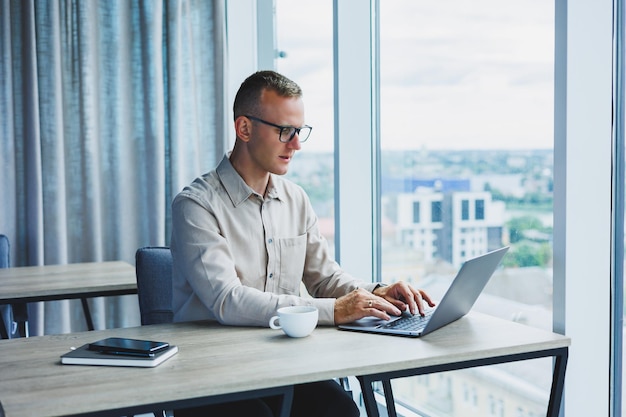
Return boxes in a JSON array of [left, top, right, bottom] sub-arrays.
[[171, 70, 434, 417]]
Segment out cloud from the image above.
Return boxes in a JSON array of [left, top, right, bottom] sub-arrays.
[[275, 0, 554, 151]]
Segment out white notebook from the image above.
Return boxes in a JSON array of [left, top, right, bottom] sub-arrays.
[[61, 343, 178, 367]]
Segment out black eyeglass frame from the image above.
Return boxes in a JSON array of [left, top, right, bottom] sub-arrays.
[[244, 115, 312, 143]]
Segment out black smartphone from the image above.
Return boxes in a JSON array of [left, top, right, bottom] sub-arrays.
[[88, 337, 169, 357]]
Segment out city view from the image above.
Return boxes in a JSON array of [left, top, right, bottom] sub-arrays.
[[290, 148, 553, 271]]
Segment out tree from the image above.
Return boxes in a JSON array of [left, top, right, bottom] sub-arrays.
[[507, 216, 546, 243], [502, 241, 551, 267]]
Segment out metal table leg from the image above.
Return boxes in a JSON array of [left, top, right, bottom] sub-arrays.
[[81, 298, 95, 330]]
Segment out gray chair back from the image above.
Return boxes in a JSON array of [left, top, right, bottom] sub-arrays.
[[0, 235, 25, 338], [0, 234, 9, 268], [0, 235, 10, 338], [135, 247, 174, 325]]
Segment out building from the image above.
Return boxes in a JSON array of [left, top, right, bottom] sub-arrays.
[[392, 183, 505, 267]]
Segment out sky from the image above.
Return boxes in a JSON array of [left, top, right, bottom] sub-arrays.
[[275, 0, 554, 152]]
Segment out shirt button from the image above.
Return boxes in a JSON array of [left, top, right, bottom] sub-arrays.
[[268, 238, 273, 244], [269, 273, 273, 278]]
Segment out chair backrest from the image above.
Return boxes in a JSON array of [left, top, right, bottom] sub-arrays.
[[0, 235, 12, 338], [135, 247, 174, 325], [0, 235, 10, 268]]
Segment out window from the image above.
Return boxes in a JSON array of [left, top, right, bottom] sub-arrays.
[[461, 199, 470, 221], [488, 396, 504, 417], [431, 201, 442, 223], [413, 201, 420, 223], [275, 0, 335, 255], [475, 199, 485, 220], [379, 0, 554, 415]]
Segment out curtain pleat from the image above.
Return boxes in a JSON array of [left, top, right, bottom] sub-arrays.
[[0, 0, 227, 336]]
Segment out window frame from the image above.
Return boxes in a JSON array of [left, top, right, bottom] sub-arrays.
[[332, 0, 381, 281], [553, 1, 614, 416], [612, 0, 626, 414]]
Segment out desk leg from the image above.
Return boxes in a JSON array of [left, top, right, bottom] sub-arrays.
[[382, 379, 398, 417], [357, 377, 398, 417], [12, 303, 28, 337], [80, 298, 95, 331], [546, 348, 568, 417], [276, 385, 294, 417], [358, 347, 568, 417], [0, 313, 8, 339], [357, 376, 380, 417]]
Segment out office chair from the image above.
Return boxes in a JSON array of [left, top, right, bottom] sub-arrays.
[[135, 247, 175, 417], [0, 235, 8, 269], [0, 234, 28, 339], [135, 246, 174, 326], [0, 234, 10, 338]]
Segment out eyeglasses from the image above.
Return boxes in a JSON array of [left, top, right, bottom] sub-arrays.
[[244, 115, 312, 143]]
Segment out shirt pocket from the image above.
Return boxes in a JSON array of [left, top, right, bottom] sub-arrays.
[[277, 234, 307, 293]]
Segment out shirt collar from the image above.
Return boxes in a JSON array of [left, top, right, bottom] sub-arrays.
[[216, 155, 284, 206]]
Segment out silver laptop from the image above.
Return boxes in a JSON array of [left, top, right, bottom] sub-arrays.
[[338, 246, 509, 337]]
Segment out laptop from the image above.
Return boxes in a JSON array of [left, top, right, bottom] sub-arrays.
[[338, 246, 509, 337]]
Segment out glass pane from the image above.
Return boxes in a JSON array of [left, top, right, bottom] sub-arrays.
[[379, 1, 555, 415], [275, 0, 335, 256]]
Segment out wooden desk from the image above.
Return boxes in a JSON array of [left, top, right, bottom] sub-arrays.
[[0, 312, 569, 417], [0, 261, 137, 338]]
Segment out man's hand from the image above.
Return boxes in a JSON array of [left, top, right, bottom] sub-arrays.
[[333, 284, 435, 325], [373, 282, 435, 316], [334, 288, 402, 324]]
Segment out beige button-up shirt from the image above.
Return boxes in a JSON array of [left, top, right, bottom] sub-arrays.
[[171, 155, 377, 326]]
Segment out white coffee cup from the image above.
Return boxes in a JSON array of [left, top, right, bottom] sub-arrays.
[[269, 306, 318, 338]]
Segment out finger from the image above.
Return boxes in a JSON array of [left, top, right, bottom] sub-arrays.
[[415, 291, 425, 316], [402, 288, 419, 315], [397, 286, 426, 316], [386, 297, 408, 312], [413, 289, 438, 316], [369, 296, 402, 316], [377, 285, 409, 313], [420, 290, 436, 307], [363, 303, 391, 321], [395, 284, 419, 315]]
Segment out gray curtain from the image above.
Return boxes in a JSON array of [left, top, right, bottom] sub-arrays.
[[0, 0, 227, 336]]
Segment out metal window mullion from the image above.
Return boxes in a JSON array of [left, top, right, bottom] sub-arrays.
[[333, 0, 377, 280], [611, 0, 625, 415]]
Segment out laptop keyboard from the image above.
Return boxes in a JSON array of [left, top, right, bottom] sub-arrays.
[[382, 309, 434, 332]]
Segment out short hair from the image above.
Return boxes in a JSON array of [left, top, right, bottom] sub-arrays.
[[233, 70, 302, 121]]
